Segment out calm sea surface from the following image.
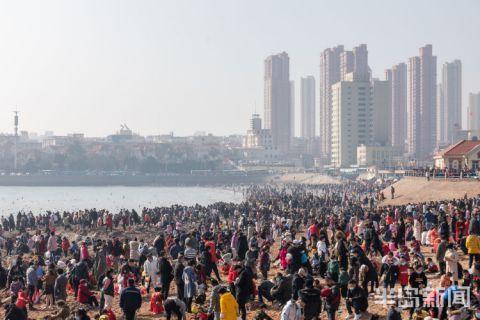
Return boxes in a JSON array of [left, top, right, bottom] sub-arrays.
[[0, 186, 244, 214]]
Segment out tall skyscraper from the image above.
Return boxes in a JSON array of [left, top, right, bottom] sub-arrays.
[[331, 73, 371, 167], [385, 63, 407, 150], [371, 79, 392, 146], [290, 80, 295, 141], [319, 44, 369, 163], [352, 44, 370, 80], [340, 51, 354, 80], [468, 92, 480, 131], [300, 76, 316, 139], [407, 45, 437, 159], [319, 45, 344, 162], [264, 52, 291, 153], [437, 60, 462, 146]]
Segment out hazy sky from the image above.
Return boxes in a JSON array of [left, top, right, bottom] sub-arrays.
[[0, 0, 478, 137]]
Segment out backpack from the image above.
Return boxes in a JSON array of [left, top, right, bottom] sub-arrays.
[[326, 285, 341, 306], [301, 252, 308, 264], [327, 260, 339, 276]]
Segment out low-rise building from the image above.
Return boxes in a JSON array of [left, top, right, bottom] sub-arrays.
[[357, 145, 404, 167], [434, 139, 480, 171]]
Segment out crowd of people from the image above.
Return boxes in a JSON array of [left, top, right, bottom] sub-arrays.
[[0, 180, 479, 320]]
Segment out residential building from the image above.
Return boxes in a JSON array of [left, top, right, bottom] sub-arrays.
[[319, 44, 370, 163], [290, 80, 295, 141], [319, 45, 344, 162], [407, 45, 437, 159], [385, 63, 407, 150], [437, 60, 462, 146], [331, 73, 371, 167], [264, 52, 291, 153], [300, 76, 316, 139], [371, 79, 392, 146], [331, 72, 392, 168], [340, 51, 354, 80], [468, 92, 480, 131]]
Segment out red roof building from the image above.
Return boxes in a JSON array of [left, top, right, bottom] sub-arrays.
[[434, 139, 480, 171]]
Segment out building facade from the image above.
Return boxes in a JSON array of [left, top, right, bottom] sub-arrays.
[[331, 73, 371, 167], [300, 76, 316, 139], [434, 140, 480, 171], [290, 80, 295, 142], [437, 60, 462, 146], [385, 63, 407, 150], [264, 52, 291, 153], [407, 45, 437, 160], [319, 46, 344, 163], [243, 114, 279, 160], [357, 145, 404, 167], [371, 79, 392, 146], [468, 92, 480, 131], [319, 44, 370, 164]]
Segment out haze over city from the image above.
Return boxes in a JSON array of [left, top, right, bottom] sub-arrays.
[[2, 3, 480, 320], [0, 0, 478, 137]]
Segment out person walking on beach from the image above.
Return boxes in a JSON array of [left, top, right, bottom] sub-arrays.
[[466, 232, 480, 268], [182, 259, 197, 313], [158, 251, 174, 299], [174, 253, 185, 301], [120, 278, 142, 320], [25, 262, 37, 310], [219, 287, 239, 320], [390, 185, 395, 199], [144, 253, 159, 293]]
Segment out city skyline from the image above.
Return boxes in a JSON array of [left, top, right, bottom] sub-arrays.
[[0, 1, 478, 137]]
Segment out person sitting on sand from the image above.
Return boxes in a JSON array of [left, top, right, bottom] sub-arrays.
[[77, 279, 99, 308]]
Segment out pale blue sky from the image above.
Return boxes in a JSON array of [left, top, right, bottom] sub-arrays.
[[0, 0, 478, 137]]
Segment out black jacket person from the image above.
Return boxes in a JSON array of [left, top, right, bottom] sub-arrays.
[[298, 278, 321, 320], [158, 252, 174, 299], [119, 278, 142, 320]]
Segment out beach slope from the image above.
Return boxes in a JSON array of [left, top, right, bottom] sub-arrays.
[[382, 177, 480, 205]]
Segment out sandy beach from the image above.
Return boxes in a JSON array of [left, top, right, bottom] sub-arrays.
[[381, 177, 480, 205]]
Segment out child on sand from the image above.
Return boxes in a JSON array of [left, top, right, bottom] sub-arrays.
[[150, 286, 164, 314]]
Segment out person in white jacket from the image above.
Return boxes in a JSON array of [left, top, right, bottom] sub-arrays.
[[280, 298, 305, 320], [143, 253, 159, 292], [129, 238, 140, 261]]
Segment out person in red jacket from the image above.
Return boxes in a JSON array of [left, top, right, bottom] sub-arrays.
[[398, 256, 409, 294], [307, 223, 320, 246], [149, 287, 164, 314], [456, 216, 467, 242], [77, 279, 99, 307], [228, 264, 241, 284], [15, 287, 28, 312], [61, 237, 70, 257], [204, 237, 221, 282], [106, 214, 113, 232]]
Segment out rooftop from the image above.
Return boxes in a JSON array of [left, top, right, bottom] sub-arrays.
[[437, 139, 480, 157]]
